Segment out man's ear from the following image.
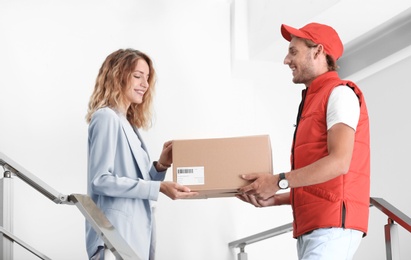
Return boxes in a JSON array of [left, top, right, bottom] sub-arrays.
[[314, 44, 324, 58]]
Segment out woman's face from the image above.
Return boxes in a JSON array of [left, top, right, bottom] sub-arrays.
[[124, 58, 150, 108]]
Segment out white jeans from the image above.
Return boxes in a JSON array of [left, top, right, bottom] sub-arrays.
[[297, 228, 363, 260]]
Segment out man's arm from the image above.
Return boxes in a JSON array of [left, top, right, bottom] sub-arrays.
[[286, 122, 355, 187], [238, 122, 355, 202]]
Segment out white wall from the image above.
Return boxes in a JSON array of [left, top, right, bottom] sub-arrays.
[[0, 1, 410, 260], [0, 1, 296, 259], [351, 53, 411, 260]]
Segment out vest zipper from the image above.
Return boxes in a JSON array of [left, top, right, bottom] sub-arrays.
[[291, 88, 307, 234]]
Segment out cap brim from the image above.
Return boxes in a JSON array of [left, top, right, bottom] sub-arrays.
[[281, 24, 308, 42]]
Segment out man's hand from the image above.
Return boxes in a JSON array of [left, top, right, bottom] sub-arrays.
[[238, 173, 279, 200], [236, 193, 276, 207]]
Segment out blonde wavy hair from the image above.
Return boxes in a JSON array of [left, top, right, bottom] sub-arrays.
[[85, 49, 156, 129]]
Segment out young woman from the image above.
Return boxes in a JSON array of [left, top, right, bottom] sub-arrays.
[[85, 49, 197, 260]]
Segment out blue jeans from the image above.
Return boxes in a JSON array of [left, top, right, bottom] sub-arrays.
[[297, 228, 363, 260]]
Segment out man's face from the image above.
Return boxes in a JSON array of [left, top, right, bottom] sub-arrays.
[[283, 37, 317, 85]]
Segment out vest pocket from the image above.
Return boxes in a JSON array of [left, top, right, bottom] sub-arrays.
[[302, 186, 339, 203]]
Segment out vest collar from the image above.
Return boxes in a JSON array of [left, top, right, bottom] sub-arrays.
[[307, 71, 340, 94]]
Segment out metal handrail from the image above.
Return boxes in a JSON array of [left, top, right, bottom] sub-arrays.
[[370, 197, 411, 233], [229, 197, 411, 259], [0, 226, 52, 260], [0, 151, 142, 260], [0, 152, 69, 204], [228, 222, 293, 250], [69, 194, 143, 260]]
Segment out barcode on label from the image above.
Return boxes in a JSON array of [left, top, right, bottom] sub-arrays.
[[176, 166, 205, 185], [177, 168, 194, 174]]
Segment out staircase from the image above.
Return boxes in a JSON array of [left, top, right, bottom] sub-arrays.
[[0, 152, 142, 260]]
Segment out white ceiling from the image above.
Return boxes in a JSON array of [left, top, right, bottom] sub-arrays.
[[232, 0, 411, 63], [246, 0, 339, 60]]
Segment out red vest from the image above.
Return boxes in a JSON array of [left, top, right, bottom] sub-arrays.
[[291, 71, 370, 238]]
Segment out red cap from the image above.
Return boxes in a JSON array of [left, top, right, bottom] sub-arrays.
[[281, 23, 343, 60]]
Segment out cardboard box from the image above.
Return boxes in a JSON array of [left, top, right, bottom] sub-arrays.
[[172, 135, 273, 199]]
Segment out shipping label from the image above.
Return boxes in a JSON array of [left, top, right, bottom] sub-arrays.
[[176, 166, 205, 185]]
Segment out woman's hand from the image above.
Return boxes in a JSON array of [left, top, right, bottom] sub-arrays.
[[160, 181, 199, 200], [157, 141, 173, 169]]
